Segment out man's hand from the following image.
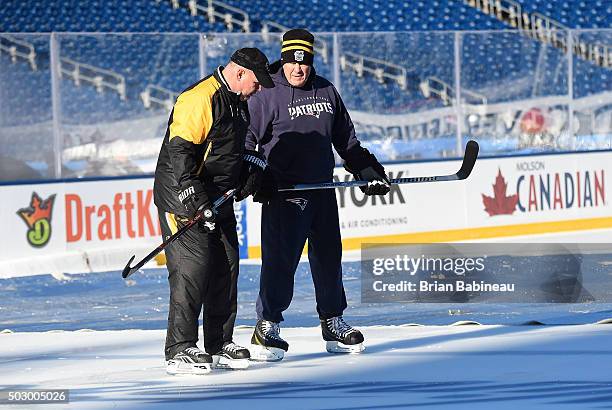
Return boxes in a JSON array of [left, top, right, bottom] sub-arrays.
[[253, 167, 278, 204], [235, 150, 267, 202], [359, 165, 390, 195], [344, 148, 390, 196], [178, 181, 216, 232]]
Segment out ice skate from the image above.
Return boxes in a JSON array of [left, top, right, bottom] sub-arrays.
[[166, 346, 213, 375], [321, 316, 365, 354], [212, 341, 250, 370], [250, 319, 289, 361]]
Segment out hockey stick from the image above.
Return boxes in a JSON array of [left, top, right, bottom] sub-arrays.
[[121, 189, 236, 279], [278, 140, 479, 192]]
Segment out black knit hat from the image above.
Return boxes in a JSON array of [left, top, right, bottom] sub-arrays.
[[281, 29, 315, 66]]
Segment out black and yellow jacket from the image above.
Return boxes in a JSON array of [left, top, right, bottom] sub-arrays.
[[154, 67, 249, 216]]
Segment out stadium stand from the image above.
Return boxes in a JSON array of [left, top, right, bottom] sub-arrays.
[[0, 0, 609, 175], [1, 0, 607, 112]]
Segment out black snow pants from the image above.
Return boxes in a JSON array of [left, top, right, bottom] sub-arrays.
[[159, 203, 239, 359]]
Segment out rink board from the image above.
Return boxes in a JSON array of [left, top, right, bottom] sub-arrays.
[[1, 149, 612, 277]]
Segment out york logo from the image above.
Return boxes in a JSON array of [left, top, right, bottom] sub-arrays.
[[17, 192, 56, 247], [336, 171, 406, 208]]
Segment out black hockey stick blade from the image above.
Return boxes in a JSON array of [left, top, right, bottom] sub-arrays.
[[122, 214, 200, 279], [121, 255, 137, 279], [121, 238, 178, 279], [279, 140, 479, 192], [121, 189, 235, 279], [455, 139, 479, 180]]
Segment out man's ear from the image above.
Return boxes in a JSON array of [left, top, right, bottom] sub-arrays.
[[236, 68, 245, 80]]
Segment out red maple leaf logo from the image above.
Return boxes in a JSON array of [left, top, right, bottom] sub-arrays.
[[482, 169, 518, 216]]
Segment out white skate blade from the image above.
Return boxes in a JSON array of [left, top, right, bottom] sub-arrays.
[[212, 355, 250, 370], [166, 359, 212, 375], [325, 341, 366, 354], [249, 344, 285, 362]]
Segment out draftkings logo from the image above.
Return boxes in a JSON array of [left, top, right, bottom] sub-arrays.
[[17, 192, 56, 247]]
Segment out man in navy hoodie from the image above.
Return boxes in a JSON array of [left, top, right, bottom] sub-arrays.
[[246, 29, 390, 361]]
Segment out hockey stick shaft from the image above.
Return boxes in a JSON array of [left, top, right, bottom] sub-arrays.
[[121, 189, 235, 279], [278, 140, 479, 192]]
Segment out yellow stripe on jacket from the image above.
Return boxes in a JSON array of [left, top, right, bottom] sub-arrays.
[[169, 76, 220, 144]]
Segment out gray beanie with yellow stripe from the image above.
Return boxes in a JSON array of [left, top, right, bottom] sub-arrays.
[[281, 28, 315, 66]]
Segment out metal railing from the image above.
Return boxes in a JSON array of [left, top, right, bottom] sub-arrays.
[[188, 0, 250, 32], [420, 76, 488, 107], [0, 34, 37, 70], [340, 51, 410, 90], [140, 84, 178, 111], [465, 0, 610, 68], [59, 58, 127, 100]]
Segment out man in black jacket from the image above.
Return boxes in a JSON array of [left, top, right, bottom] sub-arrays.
[[154, 48, 272, 374], [246, 29, 390, 361]]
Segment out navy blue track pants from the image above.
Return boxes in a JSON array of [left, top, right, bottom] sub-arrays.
[[256, 189, 347, 322]]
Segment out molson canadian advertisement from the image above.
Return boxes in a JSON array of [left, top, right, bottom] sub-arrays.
[[466, 151, 610, 234]]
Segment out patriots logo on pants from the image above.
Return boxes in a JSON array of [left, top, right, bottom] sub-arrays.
[[286, 197, 308, 211]]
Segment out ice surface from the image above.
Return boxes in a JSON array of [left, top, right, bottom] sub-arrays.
[[1, 325, 612, 409], [2, 261, 612, 333], [2, 259, 612, 408]]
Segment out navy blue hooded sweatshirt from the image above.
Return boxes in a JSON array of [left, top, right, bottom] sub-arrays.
[[246, 61, 363, 185]]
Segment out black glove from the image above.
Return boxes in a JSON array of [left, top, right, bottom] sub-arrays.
[[178, 180, 215, 232], [253, 167, 278, 204], [359, 165, 391, 195], [234, 150, 267, 202], [344, 148, 390, 196]]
